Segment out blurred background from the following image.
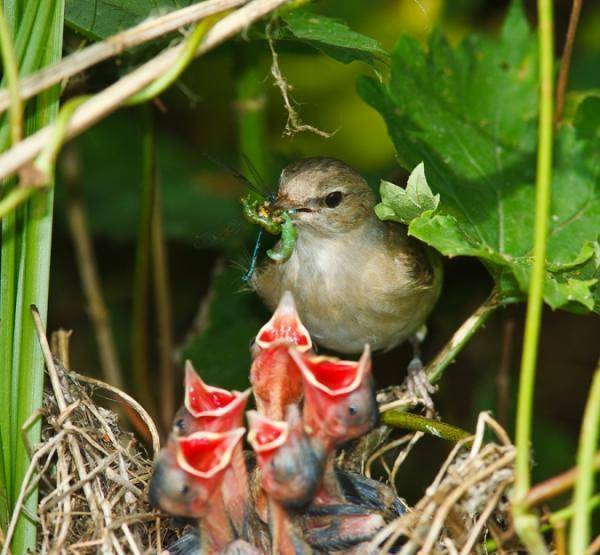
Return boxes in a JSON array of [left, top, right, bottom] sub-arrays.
[[50, 0, 599, 506]]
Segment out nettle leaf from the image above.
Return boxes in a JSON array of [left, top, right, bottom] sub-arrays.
[[280, 9, 388, 66], [359, 2, 600, 313], [375, 162, 440, 225], [65, 0, 192, 40]]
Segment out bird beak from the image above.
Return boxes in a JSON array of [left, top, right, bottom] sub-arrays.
[[289, 344, 371, 397], [176, 428, 246, 480], [247, 410, 290, 464], [272, 195, 312, 215], [183, 361, 251, 431], [255, 291, 312, 352]]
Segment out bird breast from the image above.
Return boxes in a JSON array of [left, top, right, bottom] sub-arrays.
[[255, 221, 437, 354]]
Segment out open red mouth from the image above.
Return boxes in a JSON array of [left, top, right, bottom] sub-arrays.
[[247, 411, 289, 455], [255, 291, 312, 351], [184, 361, 250, 427], [176, 428, 245, 479], [289, 345, 371, 396]]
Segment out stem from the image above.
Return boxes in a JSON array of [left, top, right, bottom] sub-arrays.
[[524, 451, 600, 509], [381, 411, 471, 443], [11, 1, 65, 551], [0, 0, 247, 114], [0, 0, 292, 184], [62, 146, 124, 390], [0, 3, 22, 145], [570, 363, 600, 555], [236, 44, 269, 183], [426, 290, 500, 384], [496, 314, 515, 427], [151, 184, 175, 433], [28, 95, 89, 185], [127, 16, 217, 106], [131, 106, 157, 417], [555, 0, 582, 125], [485, 493, 600, 552], [512, 0, 554, 553]]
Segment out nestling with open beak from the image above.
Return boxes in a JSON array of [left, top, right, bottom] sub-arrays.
[[252, 157, 442, 355], [250, 291, 312, 420]]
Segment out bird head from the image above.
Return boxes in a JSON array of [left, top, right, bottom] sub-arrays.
[[247, 406, 325, 509], [290, 345, 378, 447], [149, 428, 245, 518], [172, 361, 250, 436], [272, 158, 375, 236]]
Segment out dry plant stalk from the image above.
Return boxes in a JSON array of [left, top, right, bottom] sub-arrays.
[[1, 316, 165, 554], [0, 0, 290, 182], [367, 412, 515, 554]]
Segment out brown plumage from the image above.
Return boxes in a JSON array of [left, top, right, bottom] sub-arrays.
[[252, 157, 442, 354]]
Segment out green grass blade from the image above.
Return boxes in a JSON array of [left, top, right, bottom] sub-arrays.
[[7, 0, 64, 551], [570, 365, 600, 554]]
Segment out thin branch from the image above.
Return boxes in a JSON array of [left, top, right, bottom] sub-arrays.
[[381, 411, 471, 443], [524, 451, 600, 509], [426, 290, 501, 383], [266, 21, 334, 138], [151, 185, 176, 433], [0, 0, 291, 183], [0, 0, 249, 115], [62, 147, 124, 391], [555, 0, 583, 125]]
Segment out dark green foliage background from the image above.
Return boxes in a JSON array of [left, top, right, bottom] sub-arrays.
[[50, 0, 600, 504]]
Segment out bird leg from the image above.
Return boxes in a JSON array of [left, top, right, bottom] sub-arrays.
[[404, 330, 437, 410]]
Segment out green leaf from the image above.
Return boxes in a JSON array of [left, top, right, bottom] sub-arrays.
[[280, 8, 388, 66], [375, 162, 440, 225], [65, 0, 192, 40], [359, 1, 600, 313]]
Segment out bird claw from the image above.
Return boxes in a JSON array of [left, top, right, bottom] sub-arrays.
[[405, 357, 436, 410]]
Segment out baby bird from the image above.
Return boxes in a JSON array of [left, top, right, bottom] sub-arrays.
[[252, 157, 442, 356]]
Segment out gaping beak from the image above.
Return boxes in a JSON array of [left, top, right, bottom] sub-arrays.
[[255, 291, 312, 351], [184, 361, 251, 428]]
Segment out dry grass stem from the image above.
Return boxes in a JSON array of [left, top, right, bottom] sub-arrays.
[[0, 0, 290, 183], [266, 22, 335, 138], [0, 0, 249, 115]]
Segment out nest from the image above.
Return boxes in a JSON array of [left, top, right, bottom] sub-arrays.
[[1, 327, 171, 554], [2, 325, 516, 554]]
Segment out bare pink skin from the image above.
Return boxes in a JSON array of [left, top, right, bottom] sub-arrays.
[[251, 292, 312, 421], [290, 345, 378, 451], [172, 362, 251, 536], [248, 406, 321, 555], [149, 429, 245, 552], [290, 346, 383, 549]]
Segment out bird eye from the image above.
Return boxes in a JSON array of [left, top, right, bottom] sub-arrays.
[[180, 484, 190, 495], [325, 191, 343, 208], [173, 418, 185, 433], [348, 405, 358, 416]]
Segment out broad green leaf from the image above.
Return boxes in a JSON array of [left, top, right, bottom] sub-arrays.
[[280, 9, 388, 66], [375, 162, 440, 225], [65, 0, 192, 40], [359, 1, 600, 313]]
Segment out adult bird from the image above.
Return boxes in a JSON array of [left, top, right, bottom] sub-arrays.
[[251, 158, 443, 399]]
